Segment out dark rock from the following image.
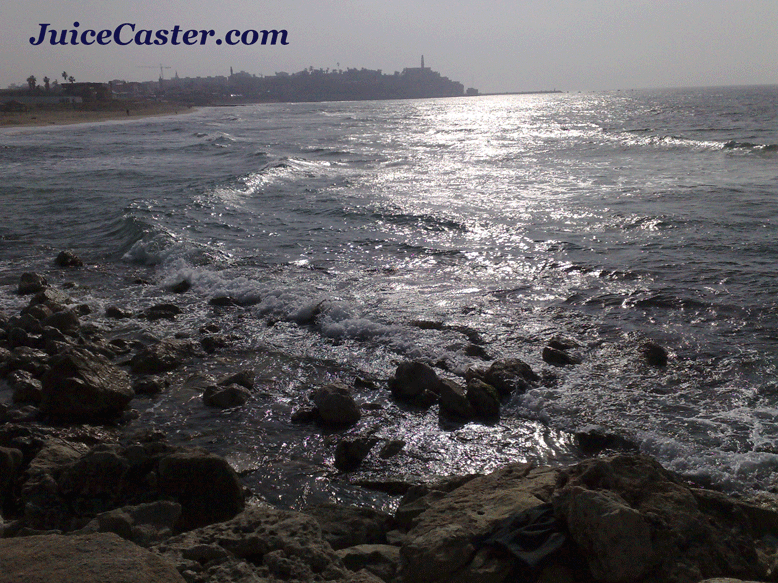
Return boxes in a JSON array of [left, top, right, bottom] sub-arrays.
[[41, 347, 134, 423], [29, 288, 72, 312], [463, 343, 491, 359], [200, 334, 228, 353], [6, 346, 49, 376], [170, 279, 191, 294], [548, 336, 578, 350], [0, 532, 186, 583], [306, 503, 396, 550], [140, 304, 182, 321], [336, 544, 401, 582], [378, 440, 405, 459], [10, 370, 43, 404], [334, 437, 378, 471], [208, 295, 239, 307], [574, 426, 639, 455], [354, 376, 378, 390], [389, 360, 441, 407], [438, 379, 475, 420], [10, 313, 44, 334], [542, 345, 581, 366], [133, 376, 168, 396], [641, 341, 669, 366], [22, 304, 53, 321], [203, 384, 252, 408], [218, 369, 254, 390], [466, 378, 500, 420], [199, 322, 220, 333], [153, 506, 346, 583], [0, 446, 23, 508], [291, 407, 319, 423], [8, 327, 44, 350], [313, 382, 361, 426], [105, 305, 132, 319], [55, 250, 84, 267], [483, 357, 539, 396], [41, 309, 80, 337], [18, 272, 47, 295], [157, 448, 245, 531], [79, 500, 182, 547], [130, 339, 198, 375], [76, 304, 91, 316]]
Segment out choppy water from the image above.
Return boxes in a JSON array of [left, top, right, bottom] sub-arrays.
[[2, 86, 778, 508]]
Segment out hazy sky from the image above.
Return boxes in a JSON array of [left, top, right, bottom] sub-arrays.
[[3, 0, 777, 93]]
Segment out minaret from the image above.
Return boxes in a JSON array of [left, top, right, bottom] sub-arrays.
[[421, 55, 424, 69]]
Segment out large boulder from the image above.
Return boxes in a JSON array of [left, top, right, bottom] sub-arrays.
[[389, 361, 441, 407], [313, 382, 361, 426], [0, 532, 186, 583], [157, 448, 245, 531], [438, 379, 475, 420], [40, 348, 133, 423]]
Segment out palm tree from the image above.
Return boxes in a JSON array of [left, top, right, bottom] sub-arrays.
[[26, 75, 36, 91], [62, 71, 68, 82], [68, 76, 75, 84], [43, 76, 50, 91]]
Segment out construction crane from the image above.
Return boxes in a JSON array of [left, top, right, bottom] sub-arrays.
[[138, 64, 171, 80]]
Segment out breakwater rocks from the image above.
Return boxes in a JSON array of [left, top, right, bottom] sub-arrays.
[[1, 450, 778, 583], [2, 267, 776, 582]]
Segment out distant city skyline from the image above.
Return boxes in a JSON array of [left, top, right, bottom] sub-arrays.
[[3, 0, 777, 93]]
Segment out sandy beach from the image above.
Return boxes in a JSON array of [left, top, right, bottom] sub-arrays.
[[0, 102, 194, 128]]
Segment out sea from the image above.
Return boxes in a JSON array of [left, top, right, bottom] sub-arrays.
[[1, 85, 777, 510]]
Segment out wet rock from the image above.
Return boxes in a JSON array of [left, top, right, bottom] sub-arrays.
[[79, 500, 182, 547], [41, 347, 134, 423], [0, 446, 23, 509], [7, 327, 44, 350], [170, 279, 191, 294], [140, 303, 182, 321], [10, 370, 43, 404], [291, 407, 319, 423], [208, 295, 239, 307], [22, 303, 53, 321], [389, 360, 441, 407], [55, 250, 84, 267], [305, 503, 396, 550], [29, 288, 72, 313], [130, 339, 198, 374], [218, 369, 254, 390], [200, 334, 228, 353], [6, 346, 50, 376], [157, 448, 245, 531], [542, 345, 581, 366], [438, 378, 475, 420], [466, 378, 500, 421], [0, 532, 186, 583], [18, 272, 47, 295], [337, 544, 401, 582], [574, 426, 639, 455], [105, 305, 132, 319], [641, 341, 669, 366], [483, 357, 539, 396], [334, 437, 379, 471], [10, 313, 44, 334], [378, 439, 405, 459], [133, 376, 168, 396], [313, 382, 361, 426], [203, 384, 252, 408], [41, 309, 80, 337], [153, 506, 346, 583]]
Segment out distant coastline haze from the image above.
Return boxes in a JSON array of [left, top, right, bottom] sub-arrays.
[[3, 0, 777, 92]]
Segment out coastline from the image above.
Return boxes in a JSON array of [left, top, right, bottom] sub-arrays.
[[0, 102, 195, 128]]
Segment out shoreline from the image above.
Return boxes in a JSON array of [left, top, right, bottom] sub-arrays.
[[0, 102, 196, 128]]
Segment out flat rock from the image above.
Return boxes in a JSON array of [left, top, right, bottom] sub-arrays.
[[0, 532, 186, 583]]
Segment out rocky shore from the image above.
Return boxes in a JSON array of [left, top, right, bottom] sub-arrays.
[[1, 254, 777, 583]]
